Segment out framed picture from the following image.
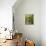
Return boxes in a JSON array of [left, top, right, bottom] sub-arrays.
[[25, 14, 34, 25]]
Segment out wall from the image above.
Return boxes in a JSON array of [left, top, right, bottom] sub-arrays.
[[41, 0, 46, 46], [13, 0, 41, 46], [0, 0, 16, 29]]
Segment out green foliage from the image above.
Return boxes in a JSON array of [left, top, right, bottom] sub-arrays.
[[25, 14, 34, 25]]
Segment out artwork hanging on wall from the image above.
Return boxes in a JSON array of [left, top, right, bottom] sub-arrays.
[[25, 14, 34, 25]]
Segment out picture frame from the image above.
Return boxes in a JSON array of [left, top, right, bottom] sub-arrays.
[[25, 14, 34, 25]]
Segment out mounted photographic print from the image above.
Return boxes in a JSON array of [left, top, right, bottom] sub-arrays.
[[25, 14, 34, 25]]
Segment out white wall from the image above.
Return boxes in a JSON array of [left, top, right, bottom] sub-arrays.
[[41, 0, 46, 46], [0, 0, 16, 29], [13, 0, 41, 46]]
